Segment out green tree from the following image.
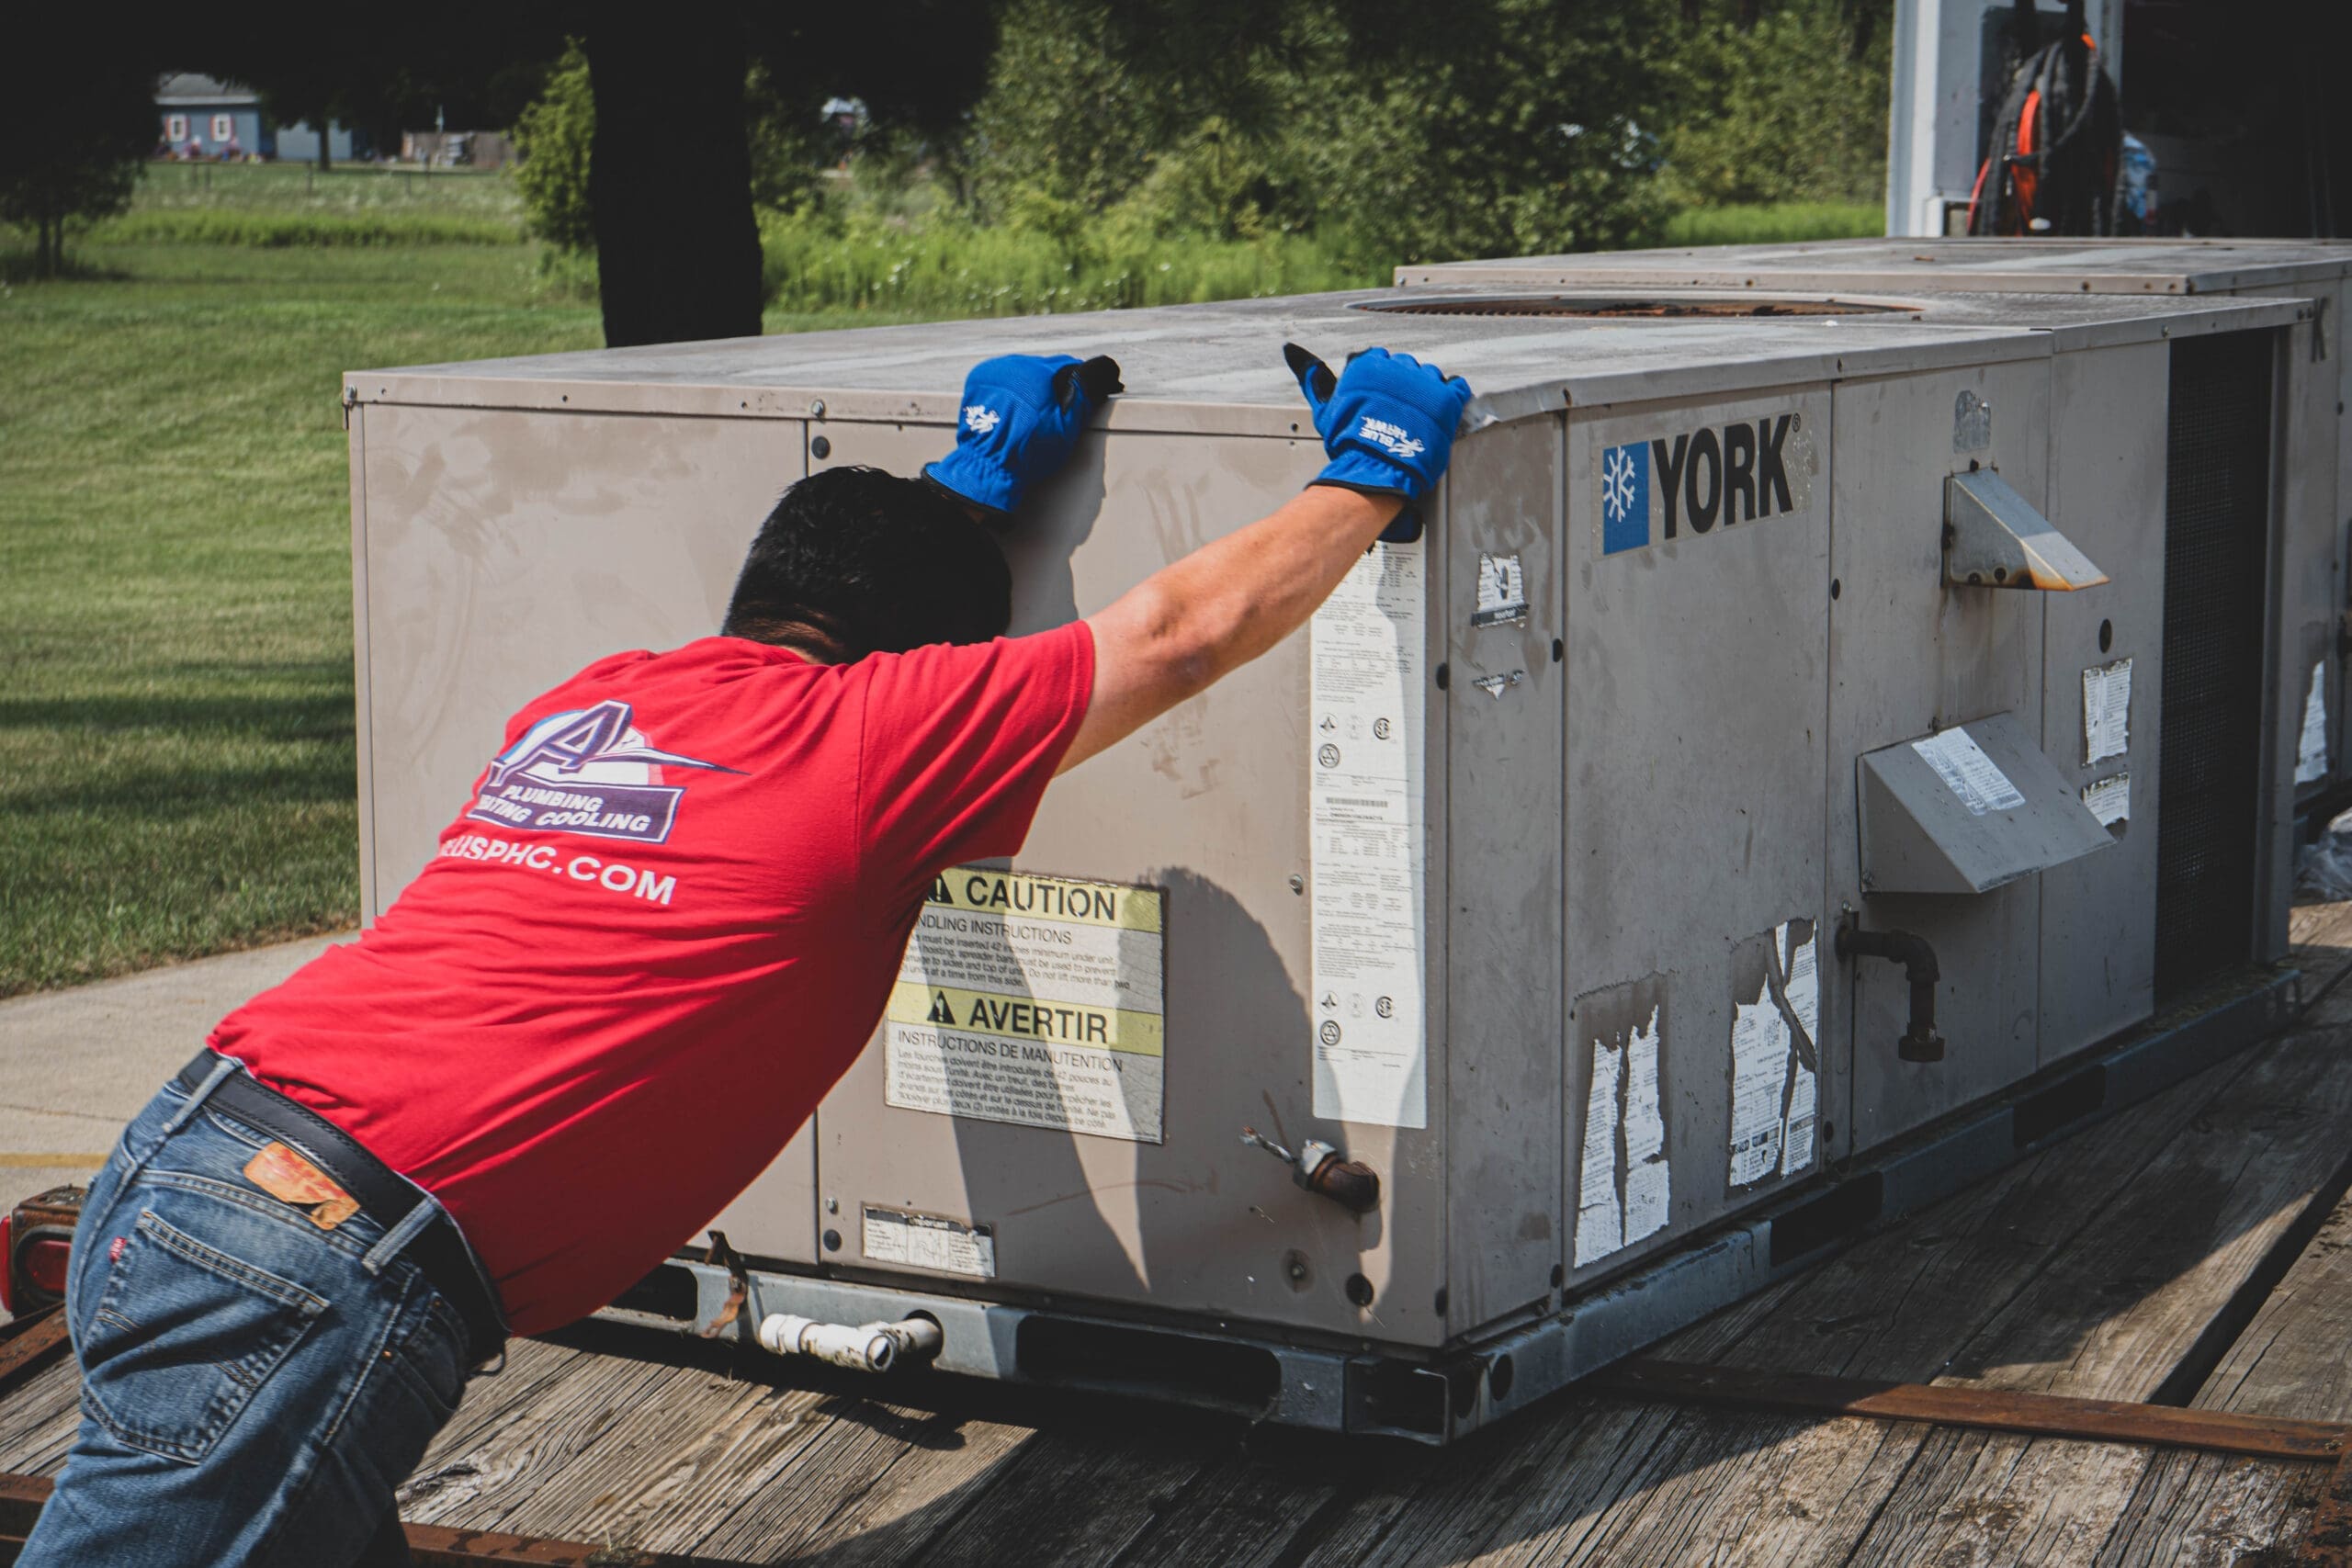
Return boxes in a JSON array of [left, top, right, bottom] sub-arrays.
[[513, 44, 595, 252], [1279, 0, 1670, 266], [1662, 0, 1893, 208], [0, 59, 155, 277]]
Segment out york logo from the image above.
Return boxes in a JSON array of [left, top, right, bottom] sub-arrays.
[[963, 403, 1001, 434], [1600, 412, 1813, 557]]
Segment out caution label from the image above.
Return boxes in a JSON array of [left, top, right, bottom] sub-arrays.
[[886, 871, 1166, 1143]]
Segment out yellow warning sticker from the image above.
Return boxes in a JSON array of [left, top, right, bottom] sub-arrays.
[[887, 870, 1167, 1143]]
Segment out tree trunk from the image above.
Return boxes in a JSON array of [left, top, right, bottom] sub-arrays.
[[319, 130, 333, 173], [582, 17, 764, 348]]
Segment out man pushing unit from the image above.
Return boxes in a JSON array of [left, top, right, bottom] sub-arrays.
[[22, 342, 1471, 1566]]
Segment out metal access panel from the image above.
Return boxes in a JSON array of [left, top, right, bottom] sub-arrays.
[[1394, 239, 2349, 805], [1561, 385, 1836, 1280], [345, 282, 2308, 1438]]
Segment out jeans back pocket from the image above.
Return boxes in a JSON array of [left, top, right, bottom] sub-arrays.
[[78, 1210, 328, 1464]]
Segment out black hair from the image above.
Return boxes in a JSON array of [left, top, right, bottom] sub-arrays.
[[721, 466, 1012, 661]]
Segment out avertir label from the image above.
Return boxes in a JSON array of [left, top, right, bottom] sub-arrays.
[[1309, 539, 1429, 1129], [886, 871, 1165, 1143]]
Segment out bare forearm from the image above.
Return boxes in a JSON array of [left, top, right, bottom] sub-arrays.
[[1062, 486, 1403, 771]]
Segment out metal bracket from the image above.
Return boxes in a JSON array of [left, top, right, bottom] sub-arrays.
[[1944, 468, 2109, 591]]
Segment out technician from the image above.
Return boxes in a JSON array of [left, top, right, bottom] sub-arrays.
[[22, 343, 1473, 1567]]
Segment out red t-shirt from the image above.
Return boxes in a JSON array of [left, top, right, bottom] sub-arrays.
[[210, 625, 1094, 1336]]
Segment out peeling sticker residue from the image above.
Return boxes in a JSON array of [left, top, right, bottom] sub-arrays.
[[1572, 975, 1672, 1269], [2299, 660, 2330, 785], [1914, 728, 2026, 816], [1472, 552, 1529, 628], [1780, 922, 1820, 1175], [2083, 772, 2131, 827], [1574, 1035, 1623, 1269], [2082, 658, 2132, 766], [1953, 389, 1993, 453], [1471, 670, 1525, 699], [1622, 1009, 1670, 1243], [1729, 919, 1820, 1190]]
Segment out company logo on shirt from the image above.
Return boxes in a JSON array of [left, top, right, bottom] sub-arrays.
[[963, 403, 1002, 435], [464, 699, 736, 845]]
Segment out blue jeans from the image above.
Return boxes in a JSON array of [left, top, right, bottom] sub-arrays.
[[19, 1063, 483, 1567]]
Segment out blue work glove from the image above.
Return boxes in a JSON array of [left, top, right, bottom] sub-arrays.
[[1283, 343, 1474, 502], [922, 353, 1124, 520]]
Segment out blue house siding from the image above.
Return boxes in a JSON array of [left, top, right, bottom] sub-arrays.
[[159, 105, 266, 157]]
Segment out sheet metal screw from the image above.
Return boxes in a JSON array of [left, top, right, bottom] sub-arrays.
[[826, 1197, 840, 1214], [1288, 874, 1304, 894], [809, 399, 826, 417]]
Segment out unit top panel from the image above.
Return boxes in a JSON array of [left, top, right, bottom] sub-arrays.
[[349, 284, 2303, 438], [1397, 237, 2352, 295]]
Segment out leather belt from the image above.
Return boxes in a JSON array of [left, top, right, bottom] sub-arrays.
[[175, 1051, 506, 1364]]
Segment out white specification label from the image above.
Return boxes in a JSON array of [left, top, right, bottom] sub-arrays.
[[2082, 658, 2132, 765], [862, 1206, 996, 1279], [887, 870, 1164, 1143], [1914, 728, 2027, 816], [1310, 540, 1429, 1129], [2299, 660, 2330, 785], [2083, 772, 2132, 828]]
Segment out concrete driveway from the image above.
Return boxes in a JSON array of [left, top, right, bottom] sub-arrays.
[[0, 936, 347, 1223]]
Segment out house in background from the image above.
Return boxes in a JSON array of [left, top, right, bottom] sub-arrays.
[[154, 73, 358, 162]]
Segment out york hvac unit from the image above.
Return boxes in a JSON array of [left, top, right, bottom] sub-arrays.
[[1396, 237, 2352, 821], [346, 281, 2315, 1440]]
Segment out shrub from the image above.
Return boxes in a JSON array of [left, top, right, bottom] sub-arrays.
[[512, 44, 595, 252]]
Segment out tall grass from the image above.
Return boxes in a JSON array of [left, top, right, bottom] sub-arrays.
[[758, 208, 1378, 316], [92, 209, 524, 247]]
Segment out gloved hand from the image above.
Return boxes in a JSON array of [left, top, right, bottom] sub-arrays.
[[1283, 344, 1474, 502], [922, 353, 1124, 519]]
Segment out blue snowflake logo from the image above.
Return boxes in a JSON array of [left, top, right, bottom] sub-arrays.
[[1600, 442, 1650, 555]]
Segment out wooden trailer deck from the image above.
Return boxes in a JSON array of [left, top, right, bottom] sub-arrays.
[[1, 903, 2348, 1565]]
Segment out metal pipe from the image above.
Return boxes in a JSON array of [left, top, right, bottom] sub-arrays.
[[1836, 924, 1947, 1062], [755, 1313, 942, 1373]]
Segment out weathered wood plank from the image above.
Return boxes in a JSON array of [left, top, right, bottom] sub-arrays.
[[1832, 1020, 2352, 1564], [463, 1364, 834, 1555], [691, 1395, 1035, 1565], [400, 1345, 682, 1531], [855, 1414, 1234, 1567], [0, 1360, 81, 1477], [2090, 1139, 2352, 1563]]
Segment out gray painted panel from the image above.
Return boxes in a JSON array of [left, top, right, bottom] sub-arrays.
[[1830, 361, 2051, 1150], [1564, 385, 1834, 1282], [1858, 711, 2112, 895], [1443, 418, 1565, 1333], [805, 424, 1456, 1347], [358, 407, 806, 904], [2039, 341, 2168, 1062]]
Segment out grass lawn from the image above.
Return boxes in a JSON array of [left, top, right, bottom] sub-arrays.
[[0, 242, 604, 996]]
